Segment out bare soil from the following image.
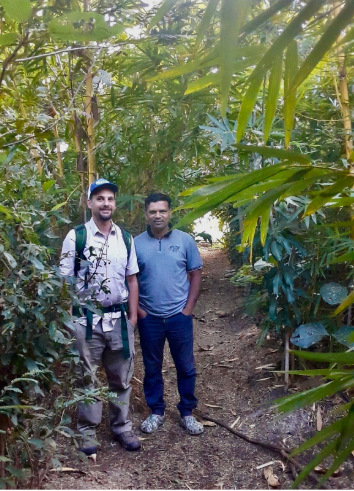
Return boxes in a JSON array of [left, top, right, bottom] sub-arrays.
[[46, 247, 354, 490]]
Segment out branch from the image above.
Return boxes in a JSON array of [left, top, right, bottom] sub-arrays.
[[195, 410, 329, 489], [0, 33, 30, 89]]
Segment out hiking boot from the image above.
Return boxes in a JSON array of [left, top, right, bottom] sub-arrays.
[[114, 431, 141, 451], [79, 446, 97, 462], [180, 416, 204, 435], [141, 414, 165, 433]]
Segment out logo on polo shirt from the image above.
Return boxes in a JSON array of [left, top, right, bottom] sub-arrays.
[[169, 245, 180, 253]]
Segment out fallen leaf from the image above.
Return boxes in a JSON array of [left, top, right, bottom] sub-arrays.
[[256, 461, 277, 470], [230, 416, 240, 428], [201, 420, 217, 427], [133, 376, 142, 384], [205, 403, 223, 408], [315, 466, 342, 477], [264, 467, 279, 487], [216, 311, 229, 317], [225, 357, 239, 362], [255, 364, 277, 370], [198, 345, 215, 351], [316, 405, 323, 431], [218, 364, 233, 369], [50, 467, 85, 473]]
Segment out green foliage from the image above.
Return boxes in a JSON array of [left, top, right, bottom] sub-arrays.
[[49, 12, 125, 42], [0, 0, 31, 23]]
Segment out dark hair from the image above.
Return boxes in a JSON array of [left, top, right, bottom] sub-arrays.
[[145, 192, 171, 210]]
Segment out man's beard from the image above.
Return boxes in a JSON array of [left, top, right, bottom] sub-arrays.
[[99, 210, 112, 221]]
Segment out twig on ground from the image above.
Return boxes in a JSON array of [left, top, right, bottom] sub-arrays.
[[195, 410, 329, 489]]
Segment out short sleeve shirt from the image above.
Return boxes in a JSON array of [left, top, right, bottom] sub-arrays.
[[134, 229, 202, 317]]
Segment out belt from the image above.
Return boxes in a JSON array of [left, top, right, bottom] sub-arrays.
[[72, 302, 130, 359]]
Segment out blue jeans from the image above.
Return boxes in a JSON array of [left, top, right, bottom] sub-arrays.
[[138, 312, 197, 417]]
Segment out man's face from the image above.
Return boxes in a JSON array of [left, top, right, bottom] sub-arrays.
[[88, 188, 116, 222], [145, 201, 171, 233]]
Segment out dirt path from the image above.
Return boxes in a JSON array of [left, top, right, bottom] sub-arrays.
[[47, 248, 354, 490]]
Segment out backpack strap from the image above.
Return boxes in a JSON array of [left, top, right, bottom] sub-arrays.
[[118, 226, 132, 261], [73, 224, 93, 340], [74, 224, 87, 277]]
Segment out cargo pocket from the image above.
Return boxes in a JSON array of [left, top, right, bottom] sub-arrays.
[[127, 319, 136, 356]]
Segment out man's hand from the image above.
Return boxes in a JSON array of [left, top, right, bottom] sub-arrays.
[[138, 306, 148, 319], [128, 315, 138, 326], [182, 307, 193, 316]]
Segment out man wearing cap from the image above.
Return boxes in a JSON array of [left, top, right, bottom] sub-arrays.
[[60, 178, 141, 456]]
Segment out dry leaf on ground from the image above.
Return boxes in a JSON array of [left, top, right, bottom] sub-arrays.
[[316, 405, 322, 431], [263, 467, 279, 488], [315, 466, 342, 477], [198, 345, 214, 351], [264, 467, 279, 487]]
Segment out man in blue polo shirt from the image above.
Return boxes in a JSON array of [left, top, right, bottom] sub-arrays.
[[134, 192, 204, 435]]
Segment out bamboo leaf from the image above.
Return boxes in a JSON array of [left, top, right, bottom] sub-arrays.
[[292, 440, 337, 487], [0, 204, 13, 218], [235, 144, 311, 164], [194, 0, 220, 52], [334, 290, 354, 317], [176, 163, 294, 228], [318, 420, 354, 487], [328, 197, 354, 207], [290, 2, 354, 92], [148, 59, 203, 82], [240, 0, 293, 37], [220, 0, 250, 117], [260, 206, 271, 245], [284, 40, 298, 148], [236, 0, 326, 141], [276, 376, 354, 413], [292, 350, 354, 364], [304, 176, 354, 217], [184, 54, 265, 94], [185, 73, 219, 95], [290, 419, 343, 457], [330, 252, 354, 264], [264, 55, 283, 142], [0, 0, 31, 23], [236, 70, 264, 142], [49, 12, 124, 42], [148, 0, 179, 30]]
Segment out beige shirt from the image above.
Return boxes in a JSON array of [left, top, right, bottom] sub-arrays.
[[60, 218, 139, 332]]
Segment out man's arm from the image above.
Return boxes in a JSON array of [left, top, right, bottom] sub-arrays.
[[126, 274, 138, 326], [182, 269, 202, 316]]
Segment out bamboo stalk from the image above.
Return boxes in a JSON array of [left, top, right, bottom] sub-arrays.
[[334, 1, 353, 162], [12, 79, 43, 174], [84, 0, 97, 186], [284, 330, 290, 392], [333, 1, 354, 237]]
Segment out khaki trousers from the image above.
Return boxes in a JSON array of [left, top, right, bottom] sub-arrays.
[[74, 317, 135, 446]]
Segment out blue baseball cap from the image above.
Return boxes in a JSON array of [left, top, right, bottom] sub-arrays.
[[88, 178, 118, 199]]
